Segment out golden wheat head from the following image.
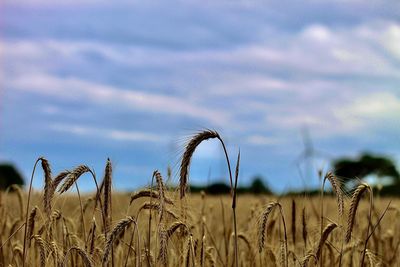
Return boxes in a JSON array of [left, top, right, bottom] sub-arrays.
[[179, 130, 220, 199]]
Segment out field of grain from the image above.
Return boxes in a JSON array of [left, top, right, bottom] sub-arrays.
[[0, 131, 399, 267]]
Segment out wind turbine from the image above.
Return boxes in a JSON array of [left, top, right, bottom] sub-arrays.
[[294, 126, 330, 188]]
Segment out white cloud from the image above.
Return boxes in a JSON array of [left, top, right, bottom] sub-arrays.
[[246, 135, 281, 146], [4, 20, 400, 80], [8, 73, 229, 125], [334, 92, 400, 132], [51, 123, 167, 142], [347, 92, 400, 118], [382, 24, 400, 60], [300, 24, 332, 42], [2, 18, 400, 147]]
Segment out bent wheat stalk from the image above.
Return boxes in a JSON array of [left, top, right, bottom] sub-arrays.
[[232, 150, 240, 267], [130, 190, 173, 205], [179, 130, 238, 266], [258, 201, 288, 267], [320, 172, 343, 265], [316, 223, 337, 261], [22, 157, 43, 267], [180, 130, 225, 198], [103, 216, 136, 264], [63, 246, 93, 267], [345, 183, 371, 243], [345, 183, 373, 267]]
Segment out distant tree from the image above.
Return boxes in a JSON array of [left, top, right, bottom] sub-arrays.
[[249, 176, 271, 194], [205, 182, 231, 195], [333, 153, 400, 185], [0, 163, 25, 190]]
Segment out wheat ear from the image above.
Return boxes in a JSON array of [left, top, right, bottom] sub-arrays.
[[130, 190, 173, 205], [63, 246, 93, 267], [179, 130, 220, 198], [301, 253, 317, 267], [102, 216, 136, 264], [26, 206, 37, 246], [324, 172, 344, 216], [40, 158, 52, 217], [258, 202, 279, 253], [58, 165, 91, 194], [345, 183, 371, 243], [31, 235, 46, 267], [103, 158, 112, 236], [157, 224, 168, 266], [138, 203, 178, 220], [166, 221, 188, 238], [316, 222, 337, 260], [154, 170, 166, 220], [205, 247, 216, 267]]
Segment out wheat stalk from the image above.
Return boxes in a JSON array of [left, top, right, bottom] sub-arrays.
[[258, 202, 279, 253], [166, 221, 188, 238], [31, 235, 46, 267], [103, 216, 136, 264], [205, 247, 216, 267], [26, 206, 37, 246], [316, 222, 337, 260], [179, 130, 220, 198], [58, 165, 91, 194], [63, 246, 93, 267], [291, 199, 296, 245], [46, 241, 59, 266], [302, 207, 308, 248], [345, 183, 371, 243], [130, 190, 173, 205], [324, 172, 344, 216], [138, 203, 178, 220], [103, 158, 112, 236], [238, 233, 255, 265], [154, 170, 166, 221], [301, 253, 317, 267], [86, 217, 96, 255], [40, 158, 53, 217], [157, 224, 168, 266], [48, 170, 70, 212]]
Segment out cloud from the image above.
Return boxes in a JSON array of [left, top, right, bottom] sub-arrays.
[[5, 20, 400, 139], [334, 92, 400, 132], [3, 0, 400, 191], [4, 18, 400, 139], [245, 135, 282, 146], [8, 73, 230, 126], [51, 123, 168, 143], [3, 19, 400, 77], [380, 24, 400, 60]]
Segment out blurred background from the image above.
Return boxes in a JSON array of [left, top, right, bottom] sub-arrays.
[[0, 0, 399, 193]]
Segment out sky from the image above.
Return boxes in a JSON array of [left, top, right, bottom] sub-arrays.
[[1, 0, 400, 192]]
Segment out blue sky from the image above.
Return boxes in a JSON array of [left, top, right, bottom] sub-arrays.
[[1, 0, 400, 192]]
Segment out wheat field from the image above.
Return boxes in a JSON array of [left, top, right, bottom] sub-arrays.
[[0, 130, 398, 267]]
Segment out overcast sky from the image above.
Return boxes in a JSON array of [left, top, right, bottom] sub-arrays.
[[1, 0, 400, 192]]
